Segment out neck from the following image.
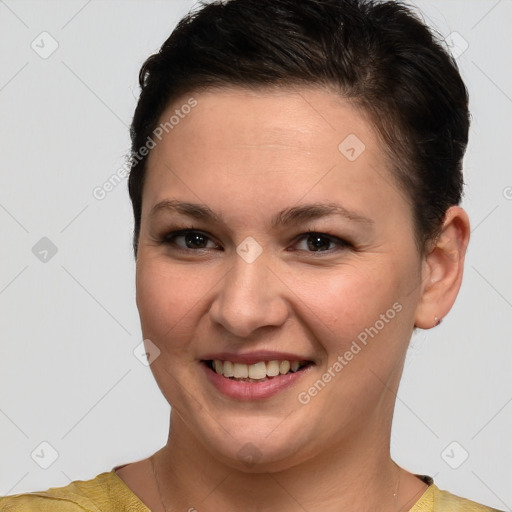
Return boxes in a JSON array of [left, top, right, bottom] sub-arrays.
[[152, 412, 406, 512]]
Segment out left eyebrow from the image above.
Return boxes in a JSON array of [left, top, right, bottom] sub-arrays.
[[270, 202, 374, 228], [149, 200, 374, 229]]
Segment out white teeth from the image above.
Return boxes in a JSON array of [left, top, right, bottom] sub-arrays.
[[223, 360, 234, 377], [266, 360, 280, 377], [213, 360, 223, 374], [279, 360, 291, 375], [233, 362, 249, 378], [248, 362, 267, 379], [210, 359, 308, 380]]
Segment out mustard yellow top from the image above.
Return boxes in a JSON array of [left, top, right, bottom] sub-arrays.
[[0, 470, 504, 511]]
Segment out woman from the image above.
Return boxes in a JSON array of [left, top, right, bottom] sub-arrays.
[[1, 0, 504, 510]]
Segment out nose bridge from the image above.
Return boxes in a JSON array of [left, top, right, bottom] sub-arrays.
[[209, 246, 288, 338]]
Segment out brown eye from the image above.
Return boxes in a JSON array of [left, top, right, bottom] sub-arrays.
[[294, 232, 350, 253], [163, 230, 218, 250]]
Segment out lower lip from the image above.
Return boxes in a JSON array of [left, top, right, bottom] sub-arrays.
[[201, 362, 312, 400]]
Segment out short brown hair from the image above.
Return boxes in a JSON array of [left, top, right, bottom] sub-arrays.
[[128, 0, 469, 257]]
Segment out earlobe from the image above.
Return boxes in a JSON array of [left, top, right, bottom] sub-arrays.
[[413, 206, 470, 330]]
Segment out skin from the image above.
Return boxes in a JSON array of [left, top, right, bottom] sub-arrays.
[[116, 86, 470, 512]]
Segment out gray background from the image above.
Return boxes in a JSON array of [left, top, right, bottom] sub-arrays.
[[0, 0, 511, 509]]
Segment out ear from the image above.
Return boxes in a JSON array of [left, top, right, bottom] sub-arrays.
[[414, 206, 471, 329]]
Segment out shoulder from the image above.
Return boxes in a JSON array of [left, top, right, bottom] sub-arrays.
[[0, 470, 150, 512], [435, 486, 505, 512], [411, 482, 505, 512]]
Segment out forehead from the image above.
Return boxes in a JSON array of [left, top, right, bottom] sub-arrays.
[[156, 86, 375, 157], [142, 86, 407, 227]]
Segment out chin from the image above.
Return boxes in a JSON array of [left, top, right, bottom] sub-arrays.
[[192, 414, 319, 473]]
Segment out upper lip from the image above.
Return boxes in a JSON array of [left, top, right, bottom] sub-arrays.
[[200, 351, 315, 365]]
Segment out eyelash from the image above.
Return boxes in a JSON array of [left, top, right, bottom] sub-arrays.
[[159, 227, 352, 254]]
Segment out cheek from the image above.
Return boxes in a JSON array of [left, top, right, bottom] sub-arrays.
[[299, 263, 403, 337], [296, 257, 415, 400], [292, 266, 410, 419], [135, 257, 212, 408], [135, 257, 209, 352]]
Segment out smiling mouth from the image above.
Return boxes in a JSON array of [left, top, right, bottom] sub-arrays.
[[202, 359, 314, 383]]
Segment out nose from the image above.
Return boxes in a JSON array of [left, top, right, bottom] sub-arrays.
[[208, 250, 289, 339]]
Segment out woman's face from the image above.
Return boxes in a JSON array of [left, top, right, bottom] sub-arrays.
[[136, 86, 424, 470]]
